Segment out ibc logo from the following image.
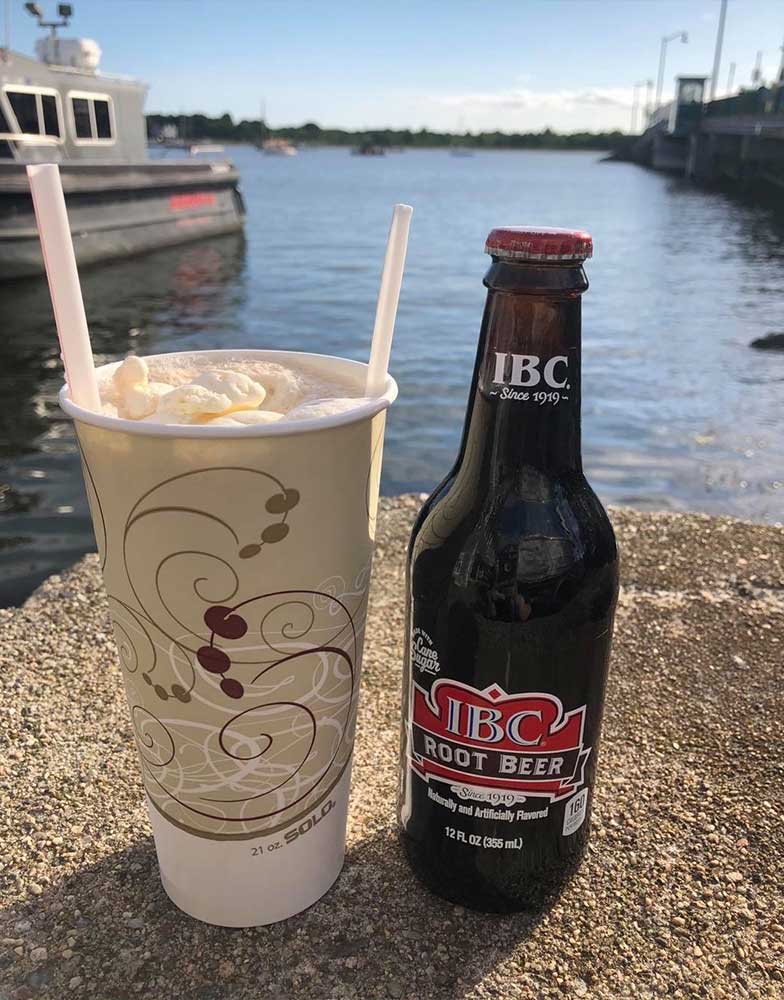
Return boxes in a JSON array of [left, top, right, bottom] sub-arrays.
[[492, 352, 569, 389]]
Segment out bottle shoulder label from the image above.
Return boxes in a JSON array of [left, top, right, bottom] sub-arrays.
[[485, 351, 573, 406], [411, 627, 441, 676]]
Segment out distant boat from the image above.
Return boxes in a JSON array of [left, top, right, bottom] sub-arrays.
[[255, 102, 297, 156], [450, 114, 475, 157], [262, 137, 297, 156], [0, 5, 244, 280], [189, 143, 225, 155], [352, 141, 385, 156], [152, 139, 226, 157]]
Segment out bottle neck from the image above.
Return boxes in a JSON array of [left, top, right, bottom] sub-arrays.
[[455, 260, 586, 488]]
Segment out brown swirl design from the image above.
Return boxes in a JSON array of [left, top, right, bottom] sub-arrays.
[[134, 596, 357, 837], [132, 706, 176, 768], [195, 589, 356, 698], [108, 596, 195, 702], [100, 465, 364, 840], [75, 430, 107, 571], [122, 468, 298, 653]]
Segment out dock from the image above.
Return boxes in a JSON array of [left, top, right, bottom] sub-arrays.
[[2, 497, 783, 999], [621, 80, 784, 201]]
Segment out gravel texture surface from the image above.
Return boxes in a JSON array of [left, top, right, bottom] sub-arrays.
[[1, 497, 783, 1000]]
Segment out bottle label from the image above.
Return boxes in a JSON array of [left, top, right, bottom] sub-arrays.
[[562, 787, 588, 836], [408, 678, 591, 805], [411, 627, 441, 676], [485, 351, 572, 405]]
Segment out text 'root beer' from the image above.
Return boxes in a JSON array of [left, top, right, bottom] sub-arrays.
[[398, 226, 619, 912]]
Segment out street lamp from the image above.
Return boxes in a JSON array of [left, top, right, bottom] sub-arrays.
[[655, 31, 688, 111], [631, 81, 648, 133], [709, 0, 728, 102]]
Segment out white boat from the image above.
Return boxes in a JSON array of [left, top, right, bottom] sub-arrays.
[[261, 137, 297, 156], [0, 3, 245, 280], [189, 143, 225, 155]]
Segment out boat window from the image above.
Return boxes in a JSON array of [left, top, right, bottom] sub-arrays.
[[69, 94, 114, 142], [7, 91, 39, 135], [678, 80, 705, 105], [1, 88, 62, 141], [41, 94, 61, 138], [94, 100, 112, 139], [72, 97, 92, 139]]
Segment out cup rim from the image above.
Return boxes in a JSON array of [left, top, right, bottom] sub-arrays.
[[59, 349, 398, 438]]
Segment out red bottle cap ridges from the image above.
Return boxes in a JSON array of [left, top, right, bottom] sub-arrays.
[[485, 227, 593, 262]]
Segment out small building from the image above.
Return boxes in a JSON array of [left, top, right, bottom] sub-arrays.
[[668, 77, 707, 137], [643, 76, 707, 172]]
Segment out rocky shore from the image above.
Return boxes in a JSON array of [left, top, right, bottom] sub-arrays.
[[1, 497, 783, 999]]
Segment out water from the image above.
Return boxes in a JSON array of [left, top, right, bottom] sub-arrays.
[[1, 147, 783, 606]]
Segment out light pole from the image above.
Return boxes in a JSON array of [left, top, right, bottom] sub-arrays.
[[655, 31, 688, 111], [726, 61, 736, 94], [709, 0, 728, 102], [751, 50, 763, 87], [631, 81, 647, 133]]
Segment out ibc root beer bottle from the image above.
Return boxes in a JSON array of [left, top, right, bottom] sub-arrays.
[[398, 227, 619, 912]]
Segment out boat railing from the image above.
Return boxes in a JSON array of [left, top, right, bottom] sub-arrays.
[[46, 64, 142, 85], [0, 132, 60, 162], [0, 133, 59, 145]]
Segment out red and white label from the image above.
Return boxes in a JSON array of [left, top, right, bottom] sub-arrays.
[[409, 679, 590, 802]]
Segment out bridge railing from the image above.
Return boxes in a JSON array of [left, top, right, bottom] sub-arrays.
[[705, 86, 783, 119], [647, 102, 674, 130]]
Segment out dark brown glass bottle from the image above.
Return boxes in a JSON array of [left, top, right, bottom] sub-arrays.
[[398, 227, 618, 912]]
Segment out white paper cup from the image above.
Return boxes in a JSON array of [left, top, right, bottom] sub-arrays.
[[60, 350, 397, 926]]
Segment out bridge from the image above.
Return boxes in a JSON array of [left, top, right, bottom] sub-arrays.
[[626, 78, 784, 200]]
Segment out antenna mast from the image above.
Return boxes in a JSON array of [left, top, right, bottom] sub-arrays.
[[24, 2, 73, 39]]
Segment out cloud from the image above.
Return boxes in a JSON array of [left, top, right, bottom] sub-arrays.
[[434, 86, 637, 113]]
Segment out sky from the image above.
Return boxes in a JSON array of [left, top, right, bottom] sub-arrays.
[[5, 0, 783, 132]]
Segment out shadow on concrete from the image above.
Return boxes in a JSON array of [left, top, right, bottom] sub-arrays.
[[1, 823, 560, 1000]]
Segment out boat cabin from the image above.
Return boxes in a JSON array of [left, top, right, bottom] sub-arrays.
[[0, 35, 147, 162]]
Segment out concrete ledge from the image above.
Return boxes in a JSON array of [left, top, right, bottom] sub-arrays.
[[1, 498, 783, 999]]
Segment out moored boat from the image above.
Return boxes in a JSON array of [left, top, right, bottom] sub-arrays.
[[352, 141, 385, 156], [0, 4, 245, 280], [261, 137, 297, 156]]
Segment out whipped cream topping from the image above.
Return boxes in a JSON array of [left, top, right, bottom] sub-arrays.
[[100, 355, 366, 427], [108, 357, 277, 425]]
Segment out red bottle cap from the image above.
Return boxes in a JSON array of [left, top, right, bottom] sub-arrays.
[[484, 226, 593, 262]]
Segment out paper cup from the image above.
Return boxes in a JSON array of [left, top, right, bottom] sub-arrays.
[[60, 350, 397, 926]]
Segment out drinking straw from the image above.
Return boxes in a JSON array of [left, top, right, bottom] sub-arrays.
[[366, 203, 413, 397], [27, 163, 101, 412]]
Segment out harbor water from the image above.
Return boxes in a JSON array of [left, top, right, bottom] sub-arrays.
[[1, 147, 783, 605]]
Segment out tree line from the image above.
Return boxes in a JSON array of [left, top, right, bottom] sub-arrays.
[[146, 113, 630, 151]]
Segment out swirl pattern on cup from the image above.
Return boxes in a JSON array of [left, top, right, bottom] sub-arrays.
[[99, 466, 365, 840]]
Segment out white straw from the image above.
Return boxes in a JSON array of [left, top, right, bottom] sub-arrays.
[[366, 203, 413, 397], [27, 163, 101, 412]]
